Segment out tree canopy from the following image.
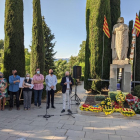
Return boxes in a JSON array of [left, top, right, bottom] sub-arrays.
[[30, 0, 44, 76], [0, 40, 4, 49], [4, 0, 25, 79], [42, 16, 56, 74]]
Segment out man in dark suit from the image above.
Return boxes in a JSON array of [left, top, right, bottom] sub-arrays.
[[60, 71, 74, 113]]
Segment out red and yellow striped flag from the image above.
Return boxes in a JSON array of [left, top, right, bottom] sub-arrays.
[[136, 30, 140, 37], [134, 13, 140, 32], [103, 15, 110, 38]]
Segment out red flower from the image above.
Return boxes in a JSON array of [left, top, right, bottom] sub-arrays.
[[126, 93, 133, 100], [136, 105, 138, 107]]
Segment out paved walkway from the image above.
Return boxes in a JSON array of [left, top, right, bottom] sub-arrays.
[[0, 82, 140, 140]]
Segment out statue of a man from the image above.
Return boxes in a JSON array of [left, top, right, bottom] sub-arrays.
[[111, 17, 129, 60]]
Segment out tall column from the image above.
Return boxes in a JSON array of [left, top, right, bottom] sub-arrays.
[[109, 64, 117, 91], [121, 64, 131, 93]]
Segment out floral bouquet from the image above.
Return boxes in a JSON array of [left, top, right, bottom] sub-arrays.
[[126, 93, 135, 106], [104, 97, 112, 107], [102, 98, 114, 115], [79, 104, 91, 111], [89, 105, 102, 113], [103, 107, 114, 115], [100, 101, 105, 107], [132, 100, 140, 113], [121, 108, 136, 117], [112, 101, 122, 112], [116, 92, 125, 107]]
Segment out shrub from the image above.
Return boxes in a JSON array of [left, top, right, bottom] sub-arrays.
[[80, 75, 84, 81], [95, 95, 105, 101], [73, 78, 76, 85], [134, 85, 140, 99], [56, 82, 62, 92]]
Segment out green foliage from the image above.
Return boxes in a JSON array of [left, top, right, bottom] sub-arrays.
[[128, 20, 133, 58], [31, 0, 44, 77], [67, 41, 85, 77], [84, 5, 91, 90], [134, 85, 140, 99], [25, 48, 31, 74], [0, 39, 4, 49], [110, 0, 121, 30], [54, 59, 69, 79], [4, 0, 25, 80], [80, 75, 84, 81], [78, 41, 86, 63], [84, 0, 111, 91], [79, 62, 85, 76], [108, 91, 129, 101], [68, 56, 79, 75], [0, 49, 4, 72], [42, 16, 56, 75], [95, 95, 105, 101], [136, 11, 140, 81]]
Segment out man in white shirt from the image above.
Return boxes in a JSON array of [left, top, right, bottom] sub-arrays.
[[45, 69, 57, 109], [60, 71, 74, 114]]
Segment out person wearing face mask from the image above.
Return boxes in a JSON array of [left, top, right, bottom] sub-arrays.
[[9, 70, 20, 111], [60, 71, 74, 113], [22, 74, 33, 110], [0, 72, 8, 111], [33, 68, 44, 108], [45, 69, 57, 109]]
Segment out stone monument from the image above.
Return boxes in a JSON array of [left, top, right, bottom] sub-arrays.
[[109, 17, 131, 92]]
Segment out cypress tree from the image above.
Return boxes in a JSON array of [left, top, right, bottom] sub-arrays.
[[84, 2, 91, 90], [42, 17, 56, 74], [31, 0, 44, 76], [110, 0, 121, 30], [84, 0, 111, 91], [128, 20, 133, 58], [135, 11, 140, 81], [4, 0, 25, 80]]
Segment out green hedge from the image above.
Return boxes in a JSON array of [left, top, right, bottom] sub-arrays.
[[80, 75, 84, 81], [95, 95, 105, 101], [134, 85, 140, 99], [108, 91, 129, 101]]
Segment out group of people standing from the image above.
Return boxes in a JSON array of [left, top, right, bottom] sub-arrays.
[[0, 68, 74, 114]]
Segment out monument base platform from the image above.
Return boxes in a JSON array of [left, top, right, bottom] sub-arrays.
[[109, 64, 131, 93]]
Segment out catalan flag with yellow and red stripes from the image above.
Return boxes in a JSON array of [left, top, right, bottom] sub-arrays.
[[134, 13, 140, 32], [136, 30, 140, 37], [103, 15, 110, 38]]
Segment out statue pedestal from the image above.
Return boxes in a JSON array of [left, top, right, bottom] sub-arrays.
[[109, 63, 131, 93], [112, 60, 129, 65]]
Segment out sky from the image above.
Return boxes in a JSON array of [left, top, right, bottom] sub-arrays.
[[0, 0, 140, 58]]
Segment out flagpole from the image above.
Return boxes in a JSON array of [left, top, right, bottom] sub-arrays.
[[134, 34, 136, 87], [102, 32, 105, 80]]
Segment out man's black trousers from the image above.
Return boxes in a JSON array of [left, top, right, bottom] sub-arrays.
[[9, 91, 20, 108], [47, 89, 54, 107]]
